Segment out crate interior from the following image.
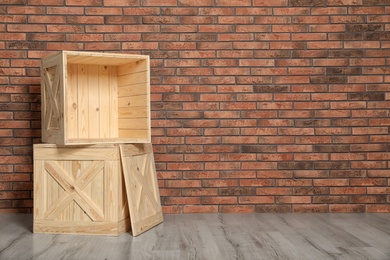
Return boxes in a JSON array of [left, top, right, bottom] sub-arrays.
[[65, 53, 150, 144]]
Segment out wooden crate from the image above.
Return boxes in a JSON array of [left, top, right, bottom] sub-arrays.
[[33, 144, 130, 236], [41, 51, 150, 145], [33, 143, 163, 236]]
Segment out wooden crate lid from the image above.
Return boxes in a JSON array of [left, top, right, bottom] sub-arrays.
[[119, 144, 163, 236]]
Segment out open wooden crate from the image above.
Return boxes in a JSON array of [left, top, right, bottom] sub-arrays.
[[41, 51, 150, 145], [33, 143, 163, 236]]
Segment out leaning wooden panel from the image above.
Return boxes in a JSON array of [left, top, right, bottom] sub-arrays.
[[33, 144, 130, 236], [120, 144, 163, 236], [41, 51, 150, 145]]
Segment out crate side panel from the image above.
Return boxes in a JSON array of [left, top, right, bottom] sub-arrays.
[[117, 65, 149, 141], [41, 52, 65, 145]]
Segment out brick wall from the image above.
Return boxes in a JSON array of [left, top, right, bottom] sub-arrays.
[[1, 0, 390, 214]]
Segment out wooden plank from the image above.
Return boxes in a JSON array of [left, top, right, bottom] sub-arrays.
[[105, 160, 118, 222], [88, 65, 100, 139], [109, 66, 119, 138], [117, 60, 147, 76], [33, 159, 45, 220], [117, 131, 150, 143], [118, 118, 148, 130], [118, 95, 147, 108], [118, 107, 148, 119], [118, 83, 148, 97], [33, 218, 130, 236], [66, 64, 79, 140], [77, 64, 89, 139], [120, 144, 163, 236], [117, 71, 148, 87], [66, 51, 147, 66], [120, 143, 153, 156], [60, 161, 72, 221], [34, 146, 120, 161], [98, 65, 111, 138]]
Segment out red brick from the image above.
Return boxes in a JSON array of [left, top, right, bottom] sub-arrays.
[[236, 8, 272, 15], [366, 205, 390, 213], [220, 205, 255, 213], [350, 179, 387, 186], [163, 197, 200, 205], [257, 187, 292, 195], [67, 0, 102, 5], [276, 196, 311, 204], [143, 0, 176, 5], [276, 179, 312, 187], [162, 206, 182, 214], [367, 187, 390, 195], [103, 0, 138, 6], [293, 205, 328, 213], [327, 0, 361, 5], [350, 7, 385, 14], [47, 6, 83, 14], [181, 188, 218, 196], [205, 162, 240, 170], [87, 7, 123, 15], [239, 196, 274, 204], [253, 0, 288, 5], [200, 7, 233, 15], [29, 0, 64, 4], [216, 0, 251, 6], [183, 205, 218, 213], [329, 204, 365, 213], [202, 197, 237, 205]]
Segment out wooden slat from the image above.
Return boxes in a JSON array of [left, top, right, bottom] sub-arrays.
[[105, 160, 118, 222], [118, 131, 150, 142], [76, 161, 105, 189], [117, 60, 147, 76], [34, 146, 120, 161], [33, 218, 130, 236], [118, 118, 148, 130], [61, 161, 72, 221], [120, 144, 163, 236], [109, 66, 119, 138], [119, 144, 153, 156], [118, 95, 147, 108], [77, 64, 89, 139], [98, 65, 111, 138], [118, 83, 148, 97], [66, 64, 78, 140], [88, 65, 100, 139], [33, 160, 45, 220], [66, 51, 147, 66], [118, 107, 148, 119], [117, 71, 148, 87]]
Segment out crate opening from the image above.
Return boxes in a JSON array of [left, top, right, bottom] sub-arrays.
[[43, 51, 152, 145]]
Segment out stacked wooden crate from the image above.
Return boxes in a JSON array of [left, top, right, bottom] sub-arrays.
[[34, 51, 163, 236]]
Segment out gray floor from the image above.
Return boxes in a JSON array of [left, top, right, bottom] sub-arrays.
[[0, 214, 389, 260]]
